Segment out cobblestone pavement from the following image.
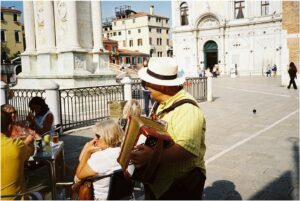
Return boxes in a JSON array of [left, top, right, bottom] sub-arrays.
[[61, 76, 299, 200]]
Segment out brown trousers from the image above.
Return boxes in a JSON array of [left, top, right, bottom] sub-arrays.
[[145, 168, 206, 200]]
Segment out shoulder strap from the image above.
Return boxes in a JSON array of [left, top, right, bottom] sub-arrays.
[[156, 99, 199, 117]]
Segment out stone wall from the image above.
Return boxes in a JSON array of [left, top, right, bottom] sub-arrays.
[[282, 1, 300, 69]]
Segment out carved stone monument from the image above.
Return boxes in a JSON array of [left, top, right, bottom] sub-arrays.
[[19, 0, 115, 88]]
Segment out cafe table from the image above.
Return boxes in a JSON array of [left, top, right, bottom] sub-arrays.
[[29, 141, 65, 200]]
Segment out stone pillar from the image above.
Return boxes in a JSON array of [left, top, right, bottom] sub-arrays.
[[44, 1, 56, 51], [121, 77, 132, 101], [1, 81, 7, 105], [91, 0, 104, 51], [207, 75, 213, 102], [44, 81, 61, 126], [67, 1, 81, 49], [23, 0, 36, 53]]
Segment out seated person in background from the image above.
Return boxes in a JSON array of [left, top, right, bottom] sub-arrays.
[[1, 110, 34, 200], [75, 119, 124, 200], [1, 104, 39, 140], [119, 99, 142, 131], [27, 97, 54, 135]]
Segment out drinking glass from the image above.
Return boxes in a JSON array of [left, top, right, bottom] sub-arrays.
[[52, 132, 59, 144]]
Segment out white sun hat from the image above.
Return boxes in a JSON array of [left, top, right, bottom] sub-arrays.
[[138, 57, 185, 86]]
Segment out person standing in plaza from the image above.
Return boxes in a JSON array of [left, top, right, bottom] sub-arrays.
[[287, 62, 298, 89], [130, 57, 206, 199]]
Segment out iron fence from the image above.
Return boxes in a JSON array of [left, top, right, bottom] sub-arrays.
[[7, 77, 206, 132], [59, 85, 124, 131], [8, 89, 45, 122], [184, 77, 207, 101]]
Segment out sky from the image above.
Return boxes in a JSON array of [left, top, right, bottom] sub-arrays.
[[1, 1, 171, 25]]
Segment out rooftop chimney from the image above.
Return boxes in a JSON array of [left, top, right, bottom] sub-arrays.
[[150, 5, 154, 15]]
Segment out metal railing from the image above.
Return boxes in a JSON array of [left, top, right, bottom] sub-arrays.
[[184, 77, 207, 102], [8, 89, 45, 122], [7, 77, 207, 132], [59, 85, 124, 131]]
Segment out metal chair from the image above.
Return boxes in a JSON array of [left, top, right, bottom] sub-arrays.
[[65, 169, 135, 200], [0, 183, 48, 200]]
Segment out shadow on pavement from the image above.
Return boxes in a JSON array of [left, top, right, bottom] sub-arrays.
[[249, 138, 299, 200], [203, 180, 242, 200]]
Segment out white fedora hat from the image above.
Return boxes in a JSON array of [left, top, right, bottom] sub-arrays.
[[138, 57, 185, 86]]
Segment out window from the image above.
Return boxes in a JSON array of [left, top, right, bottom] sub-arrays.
[[149, 37, 152, 45], [156, 18, 161, 22], [149, 28, 152, 32], [132, 57, 136, 65], [261, 1, 269, 16], [167, 39, 169, 46], [126, 57, 130, 64], [133, 19, 136, 23], [113, 32, 116, 36], [118, 31, 121, 35], [1, 30, 5, 42], [166, 19, 169, 24], [138, 29, 141, 33], [138, 39, 143, 46], [180, 2, 189, 25], [13, 14, 18, 22], [148, 16, 151, 21], [156, 28, 161, 33], [129, 40, 133, 47], [1, 12, 4, 21], [128, 30, 131, 34], [166, 29, 169, 34], [138, 57, 142, 64], [234, 1, 245, 19], [157, 38, 162, 45], [15, 31, 20, 42], [157, 51, 162, 57], [123, 40, 126, 47]]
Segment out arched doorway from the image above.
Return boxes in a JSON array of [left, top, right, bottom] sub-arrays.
[[204, 41, 218, 71]]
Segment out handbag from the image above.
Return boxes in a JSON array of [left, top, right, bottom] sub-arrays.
[[71, 180, 93, 200]]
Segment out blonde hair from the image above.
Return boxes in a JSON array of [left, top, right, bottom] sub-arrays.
[[122, 99, 141, 118], [93, 119, 124, 147]]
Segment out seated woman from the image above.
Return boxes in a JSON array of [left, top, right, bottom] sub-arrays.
[[119, 99, 142, 131], [1, 110, 34, 200], [1, 104, 39, 141], [76, 119, 124, 200], [27, 97, 54, 136]]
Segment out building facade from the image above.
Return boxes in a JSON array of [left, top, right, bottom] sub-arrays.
[[1, 6, 24, 62], [103, 37, 148, 67], [172, 1, 299, 79], [282, 1, 300, 69], [103, 5, 170, 57]]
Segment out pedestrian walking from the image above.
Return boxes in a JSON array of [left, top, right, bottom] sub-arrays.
[[272, 64, 277, 77], [287, 62, 298, 89], [265, 65, 271, 77]]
